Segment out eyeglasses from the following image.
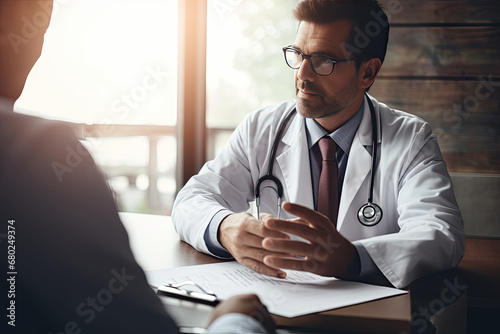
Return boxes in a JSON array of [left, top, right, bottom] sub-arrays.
[[282, 46, 355, 76]]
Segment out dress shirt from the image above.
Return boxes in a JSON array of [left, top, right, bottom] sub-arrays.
[[204, 97, 383, 278], [306, 104, 363, 207]]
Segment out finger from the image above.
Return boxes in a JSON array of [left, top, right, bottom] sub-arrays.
[[263, 255, 319, 274], [239, 257, 287, 278], [261, 212, 308, 227], [264, 237, 341, 262], [264, 218, 323, 243], [245, 219, 290, 239], [289, 217, 312, 226], [240, 245, 294, 263], [262, 238, 315, 257], [260, 213, 296, 233], [259, 212, 276, 221], [282, 201, 334, 230], [237, 232, 268, 249]]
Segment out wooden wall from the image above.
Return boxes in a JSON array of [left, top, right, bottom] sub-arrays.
[[371, 0, 500, 174]]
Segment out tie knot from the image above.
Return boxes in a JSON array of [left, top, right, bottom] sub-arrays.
[[318, 137, 336, 162]]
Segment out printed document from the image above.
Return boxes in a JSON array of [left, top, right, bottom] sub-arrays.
[[145, 261, 406, 317]]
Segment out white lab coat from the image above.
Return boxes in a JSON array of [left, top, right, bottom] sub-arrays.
[[172, 95, 465, 288]]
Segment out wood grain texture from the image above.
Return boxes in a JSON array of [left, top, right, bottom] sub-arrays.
[[369, 1, 500, 175], [380, 27, 500, 77], [371, 79, 500, 113], [371, 79, 500, 172], [379, 0, 500, 24]]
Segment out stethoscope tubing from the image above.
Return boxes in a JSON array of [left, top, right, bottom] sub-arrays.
[[255, 93, 383, 226]]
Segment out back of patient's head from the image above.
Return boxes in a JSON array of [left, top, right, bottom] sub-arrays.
[[0, 0, 53, 101]]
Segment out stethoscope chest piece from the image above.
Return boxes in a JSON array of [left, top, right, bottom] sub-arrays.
[[358, 202, 383, 226]]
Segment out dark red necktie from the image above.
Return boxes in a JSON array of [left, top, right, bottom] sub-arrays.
[[317, 137, 339, 226]]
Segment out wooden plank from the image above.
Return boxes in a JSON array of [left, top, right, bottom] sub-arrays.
[[370, 79, 500, 173], [441, 152, 500, 173], [379, 27, 500, 77], [370, 79, 500, 113], [378, 0, 500, 24]]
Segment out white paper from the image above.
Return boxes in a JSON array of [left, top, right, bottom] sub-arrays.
[[145, 262, 407, 318]]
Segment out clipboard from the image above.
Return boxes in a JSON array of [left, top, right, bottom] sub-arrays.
[[155, 281, 220, 306]]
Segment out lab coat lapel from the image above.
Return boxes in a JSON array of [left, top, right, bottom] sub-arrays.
[[337, 97, 380, 230], [276, 113, 314, 212]]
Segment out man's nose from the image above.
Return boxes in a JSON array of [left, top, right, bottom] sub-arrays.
[[297, 58, 316, 82]]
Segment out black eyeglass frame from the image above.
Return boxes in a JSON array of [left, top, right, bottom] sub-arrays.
[[282, 46, 356, 76]]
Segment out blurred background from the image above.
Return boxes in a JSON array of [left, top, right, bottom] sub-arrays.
[[15, 0, 500, 238], [16, 0, 297, 215]]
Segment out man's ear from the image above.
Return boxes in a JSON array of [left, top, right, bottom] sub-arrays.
[[360, 58, 382, 90]]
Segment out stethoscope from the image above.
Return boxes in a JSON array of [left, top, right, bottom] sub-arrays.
[[255, 93, 383, 226]]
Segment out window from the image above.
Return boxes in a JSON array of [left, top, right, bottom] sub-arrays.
[[17, 0, 177, 126], [16, 0, 178, 214], [16, 0, 298, 215], [206, 0, 297, 157]]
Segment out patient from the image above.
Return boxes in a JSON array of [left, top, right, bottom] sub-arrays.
[[0, 1, 273, 333]]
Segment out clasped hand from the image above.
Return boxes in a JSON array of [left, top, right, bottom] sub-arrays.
[[218, 201, 360, 279]]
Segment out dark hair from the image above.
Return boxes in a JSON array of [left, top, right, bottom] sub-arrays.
[[293, 0, 389, 67]]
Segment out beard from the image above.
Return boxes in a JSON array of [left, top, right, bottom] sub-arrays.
[[295, 77, 360, 121], [295, 80, 342, 119]]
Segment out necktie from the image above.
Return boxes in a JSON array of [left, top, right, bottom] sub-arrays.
[[317, 137, 339, 226]]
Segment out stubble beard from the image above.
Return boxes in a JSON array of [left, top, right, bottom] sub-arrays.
[[295, 76, 361, 121], [295, 80, 343, 120]]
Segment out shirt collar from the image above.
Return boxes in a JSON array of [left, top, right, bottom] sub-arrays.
[[305, 100, 364, 156]]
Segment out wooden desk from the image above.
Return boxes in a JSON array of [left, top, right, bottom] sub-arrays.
[[120, 212, 411, 333], [404, 237, 500, 334], [456, 237, 500, 333], [457, 237, 500, 308]]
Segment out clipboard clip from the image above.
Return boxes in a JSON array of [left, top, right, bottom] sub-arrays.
[[157, 280, 219, 306]]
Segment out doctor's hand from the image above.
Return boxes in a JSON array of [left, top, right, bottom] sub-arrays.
[[261, 202, 361, 279], [218, 212, 291, 278]]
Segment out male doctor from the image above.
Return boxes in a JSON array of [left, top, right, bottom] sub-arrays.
[[172, 0, 465, 289]]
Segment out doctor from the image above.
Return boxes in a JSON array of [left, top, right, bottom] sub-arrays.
[[172, 0, 465, 289]]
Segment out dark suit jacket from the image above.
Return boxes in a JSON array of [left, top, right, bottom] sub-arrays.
[[0, 108, 178, 333]]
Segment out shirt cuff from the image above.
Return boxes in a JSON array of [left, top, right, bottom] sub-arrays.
[[206, 313, 268, 334], [203, 209, 233, 258], [353, 241, 381, 277]]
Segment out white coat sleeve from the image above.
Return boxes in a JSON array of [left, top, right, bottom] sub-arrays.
[[358, 122, 465, 288]]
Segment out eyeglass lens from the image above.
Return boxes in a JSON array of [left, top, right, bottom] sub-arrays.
[[284, 49, 333, 75]]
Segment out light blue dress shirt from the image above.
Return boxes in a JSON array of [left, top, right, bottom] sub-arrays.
[[305, 104, 363, 207]]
